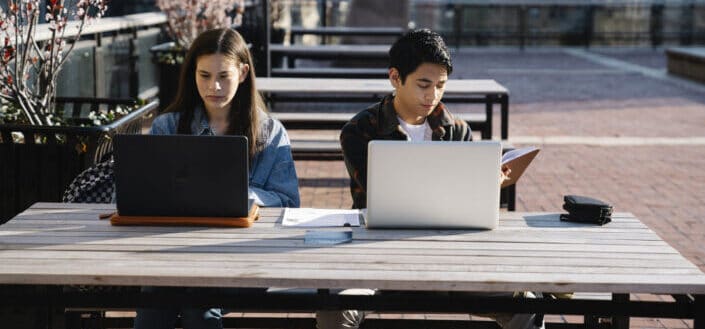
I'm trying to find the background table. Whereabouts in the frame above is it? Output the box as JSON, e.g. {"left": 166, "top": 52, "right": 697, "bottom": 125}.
{"left": 257, "top": 77, "right": 510, "bottom": 140}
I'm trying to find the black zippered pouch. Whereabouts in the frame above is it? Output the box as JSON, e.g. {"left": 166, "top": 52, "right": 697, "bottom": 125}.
{"left": 560, "top": 195, "right": 612, "bottom": 225}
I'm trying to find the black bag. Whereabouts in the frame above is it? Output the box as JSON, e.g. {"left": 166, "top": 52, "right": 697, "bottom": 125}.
{"left": 560, "top": 195, "right": 612, "bottom": 225}
{"left": 62, "top": 157, "right": 115, "bottom": 204}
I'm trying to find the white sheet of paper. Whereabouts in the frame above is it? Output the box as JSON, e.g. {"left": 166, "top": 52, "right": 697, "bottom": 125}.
{"left": 282, "top": 208, "right": 361, "bottom": 227}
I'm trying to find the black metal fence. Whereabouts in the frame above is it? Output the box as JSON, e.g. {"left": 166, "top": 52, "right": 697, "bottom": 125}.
{"left": 427, "top": 2, "right": 705, "bottom": 49}
{"left": 277, "top": 0, "right": 705, "bottom": 48}
{"left": 0, "top": 99, "right": 159, "bottom": 224}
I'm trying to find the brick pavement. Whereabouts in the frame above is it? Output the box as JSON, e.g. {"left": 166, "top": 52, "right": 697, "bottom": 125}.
{"left": 291, "top": 47, "right": 705, "bottom": 329}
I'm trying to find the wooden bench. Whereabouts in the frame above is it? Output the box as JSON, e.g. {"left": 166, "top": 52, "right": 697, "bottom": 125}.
{"left": 269, "top": 44, "right": 389, "bottom": 73}
{"left": 290, "top": 26, "right": 406, "bottom": 39}
{"left": 74, "top": 311, "right": 507, "bottom": 329}
{"left": 271, "top": 67, "right": 389, "bottom": 78}
{"left": 276, "top": 112, "right": 489, "bottom": 160}
{"left": 666, "top": 47, "right": 705, "bottom": 84}
{"left": 269, "top": 44, "right": 390, "bottom": 61}
{"left": 272, "top": 26, "right": 403, "bottom": 76}
{"left": 272, "top": 112, "right": 487, "bottom": 131}
{"left": 279, "top": 111, "right": 488, "bottom": 155}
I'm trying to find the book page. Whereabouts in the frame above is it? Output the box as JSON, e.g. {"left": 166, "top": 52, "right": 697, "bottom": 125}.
{"left": 502, "top": 146, "right": 538, "bottom": 164}
{"left": 282, "top": 208, "right": 361, "bottom": 227}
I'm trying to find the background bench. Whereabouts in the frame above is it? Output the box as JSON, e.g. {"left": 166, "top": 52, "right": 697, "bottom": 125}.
{"left": 269, "top": 43, "right": 390, "bottom": 75}
{"left": 270, "top": 26, "right": 403, "bottom": 78}
{"left": 270, "top": 44, "right": 390, "bottom": 60}
{"left": 277, "top": 111, "right": 489, "bottom": 160}
{"left": 289, "top": 26, "right": 405, "bottom": 42}
{"left": 666, "top": 47, "right": 705, "bottom": 84}
{"left": 271, "top": 67, "right": 389, "bottom": 78}
{"left": 273, "top": 112, "right": 487, "bottom": 131}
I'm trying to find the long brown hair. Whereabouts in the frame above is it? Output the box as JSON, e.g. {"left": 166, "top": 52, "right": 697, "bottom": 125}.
{"left": 165, "top": 28, "right": 266, "bottom": 159}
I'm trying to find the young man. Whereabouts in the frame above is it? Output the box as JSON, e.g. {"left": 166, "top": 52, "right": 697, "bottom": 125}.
{"left": 326, "top": 29, "right": 542, "bottom": 329}
{"left": 340, "top": 28, "right": 471, "bottom": 209}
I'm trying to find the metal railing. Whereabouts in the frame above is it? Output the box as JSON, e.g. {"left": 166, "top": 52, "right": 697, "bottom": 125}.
{"left": 272, "top": 0, "right": 705, "bottom": 48}
{"left": 25, "top": 12, "right": 169, "bottom": 100}
{"left": 428, "top": 1, "right": 705, "bottom": 49}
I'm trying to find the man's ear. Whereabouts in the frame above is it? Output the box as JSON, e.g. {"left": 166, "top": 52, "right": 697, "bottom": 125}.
{"left": 239, "top": 63, "right": 250, "bottom": 83}
{"left": 389, "top": 68, "right": 401, "bottom": 88}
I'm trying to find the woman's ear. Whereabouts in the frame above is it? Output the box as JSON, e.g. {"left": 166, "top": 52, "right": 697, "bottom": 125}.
{"left": 389, "top": 68, "right": 401, "bottom": 88}
{"left": 239, "top": 63, "right": 250, "bottom": 83}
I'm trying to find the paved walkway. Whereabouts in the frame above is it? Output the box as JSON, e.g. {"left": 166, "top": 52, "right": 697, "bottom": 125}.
{"left": 290, "top": 47, "right": 705, "bottom": 328}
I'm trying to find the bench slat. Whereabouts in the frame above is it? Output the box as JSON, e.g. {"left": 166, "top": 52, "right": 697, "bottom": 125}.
{"left": 269, "top": 44, "right": 390, "bottom": 59}
{"left": 273, "top": 112, "right": 487, "bottom": 131}
{"left": 289, "top": 26, "right": 405, "bottom": 37}
{"left": 272, "top": 67, "right": 389, "bottom": 79}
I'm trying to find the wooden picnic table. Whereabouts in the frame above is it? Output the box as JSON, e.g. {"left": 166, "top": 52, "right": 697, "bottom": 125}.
{"left": 666, "top": 47, "right": 705, "bottom": 84}
{"left": 0, "top": 203, "right": 703, "bottom": 328}
{"left": 258, "top": 77, "right": 510, "bottom": 140}
{"left": 274, "top": 27, "right": 405, "bottom": 78}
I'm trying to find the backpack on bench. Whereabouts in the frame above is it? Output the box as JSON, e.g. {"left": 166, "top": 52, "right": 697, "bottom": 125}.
{"left": 62, "top": 156, "right": 115, "bottom": 204}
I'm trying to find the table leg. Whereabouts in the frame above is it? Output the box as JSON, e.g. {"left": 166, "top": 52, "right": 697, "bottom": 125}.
{"left": 484, "top": 98, "right": 493, "bottom": 140}
{"left": 583, "top": 314, "right": 599, "bottom": 328}
{"left": 0, "top": 303, "right": 64, "bottom": 329}
{"left": 501, "top": 94, "right": 509, "bottom": 140}
{"left": 506, "top": 184, "right": 516, "bottom": 211}
{"left": 695, "top": 295, "right": 705, "bottom": 329}
{"left": 611, "top": 293, "right": 630, "bottom": 329}
{"left": 0, "top": 285, "right": 67, "bottom": 329}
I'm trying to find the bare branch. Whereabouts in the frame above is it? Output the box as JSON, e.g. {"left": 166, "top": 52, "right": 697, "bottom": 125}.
{"left": 0, "top": 0, "right": 108, "bottom": 126}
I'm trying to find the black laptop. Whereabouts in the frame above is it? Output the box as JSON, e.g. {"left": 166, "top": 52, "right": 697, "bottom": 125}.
{"left": 114, "top": 134, "right": 251, "bottom": 217}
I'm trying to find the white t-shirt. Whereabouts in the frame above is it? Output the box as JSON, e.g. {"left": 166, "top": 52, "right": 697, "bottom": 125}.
{"left": 398, "top": 116, "right": 432, "bottom": 142}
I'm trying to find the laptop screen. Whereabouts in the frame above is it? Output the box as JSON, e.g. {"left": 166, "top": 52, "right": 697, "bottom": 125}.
{"left": 114, "top": 134, "right": 249, "bottom": 217}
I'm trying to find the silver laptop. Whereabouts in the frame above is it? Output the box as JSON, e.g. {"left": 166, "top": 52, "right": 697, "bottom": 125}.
{"left": 365, "top": 140, "right": 501, "bottom": 229}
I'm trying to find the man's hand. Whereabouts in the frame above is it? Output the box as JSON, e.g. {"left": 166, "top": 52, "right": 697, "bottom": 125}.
{"left": 500, "top": 165, "right": 511, "bottom": 186}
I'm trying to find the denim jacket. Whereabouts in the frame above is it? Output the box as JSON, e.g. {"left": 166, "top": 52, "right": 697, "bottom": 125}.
{"left": 340, "top": 94, "right": 472, "bottom": 209}
{"left": 150, "top": 106, "right": 300, "bottom": 207}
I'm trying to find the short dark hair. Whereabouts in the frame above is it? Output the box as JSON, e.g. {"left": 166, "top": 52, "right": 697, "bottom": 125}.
{"left": 389, "top": 29, "right": 452, "bottom": 83}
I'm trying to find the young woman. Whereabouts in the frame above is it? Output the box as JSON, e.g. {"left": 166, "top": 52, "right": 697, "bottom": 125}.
{"left": 151, "top": 28, "right": 299, "bottom": 208}
{"left": 135, "top": 28, "right": 300, "bottom": 329}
